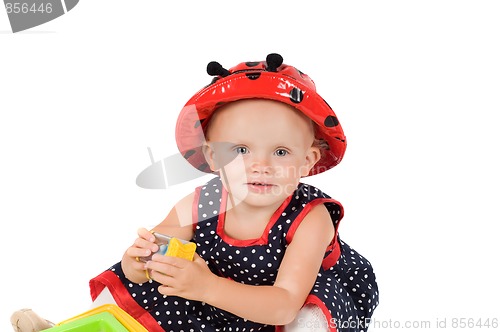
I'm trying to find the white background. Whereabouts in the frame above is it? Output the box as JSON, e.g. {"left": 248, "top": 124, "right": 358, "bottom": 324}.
{"left": 1, "top": 1, "right": 499, "bottom": 331}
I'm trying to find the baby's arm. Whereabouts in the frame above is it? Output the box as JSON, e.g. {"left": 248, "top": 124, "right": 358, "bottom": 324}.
{"left": 121, "top": 192, "right": 195, "bottom": 284}
{"left": 210, "top": 204, "right": 334, "bottom": 325}
{"left": 149, "top": 203, "right": 335, "bottom": 326}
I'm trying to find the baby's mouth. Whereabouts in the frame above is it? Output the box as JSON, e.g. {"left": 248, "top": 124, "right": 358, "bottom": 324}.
{"left": 245, "top": 182, "right": 276, "bottom": 193}
{"left": 247, "top": 182, "right": 273, "bottom": 186}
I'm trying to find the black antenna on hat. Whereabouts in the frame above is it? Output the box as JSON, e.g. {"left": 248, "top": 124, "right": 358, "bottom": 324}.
{"left": 207, "top": 61, "right": 230, "bottom": 77}
{"left": 266, "top": 53, "right": 283, "bottom": 72}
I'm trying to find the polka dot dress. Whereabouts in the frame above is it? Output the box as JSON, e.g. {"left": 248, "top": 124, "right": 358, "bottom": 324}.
{"left": 90, "top": 177, "right": 378, "bottom": 331}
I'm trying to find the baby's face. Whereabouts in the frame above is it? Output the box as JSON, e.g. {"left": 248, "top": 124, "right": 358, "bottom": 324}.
{"left": 203, "top": 99, "right": 320, "bottom": 209}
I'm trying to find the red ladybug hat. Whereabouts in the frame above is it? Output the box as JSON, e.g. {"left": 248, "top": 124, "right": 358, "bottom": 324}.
{"left": 175, "top": 53, "right": 346, "bottom": 176}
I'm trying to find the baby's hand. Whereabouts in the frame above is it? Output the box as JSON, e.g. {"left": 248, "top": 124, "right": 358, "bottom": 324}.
{"left": 123, "top": 228, "right": 159, "bottom": 279}
{"left": 127, "top": 228, "right": 159, "bottom": 259}
{"left": 146, "top": 253, "right": 217, "bottom": 302}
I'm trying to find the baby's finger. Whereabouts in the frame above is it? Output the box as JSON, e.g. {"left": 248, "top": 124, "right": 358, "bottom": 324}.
{"left": 130, "top": 258, "right": 147, "bottom": 271}
{"left": 157, "top": 278, "right": 178, "bottom": 296}
{"left": 137, "top": 228, "right": 156, "bottom": 242}
{"left": 146, "top": 259, "right": 179, "bottom": 277}
{"left": 133, "top": 237, "right": 158, "bottom": 252}
{"left": 126, "top": 246, "right": 153, "bottom": 259}
{"left": 151, "top": 254, "right": 188, "bottom": 269}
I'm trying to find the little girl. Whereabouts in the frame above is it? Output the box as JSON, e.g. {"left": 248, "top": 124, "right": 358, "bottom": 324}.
{"left": 13, "top": 54, "right": 379, "bottom": 332}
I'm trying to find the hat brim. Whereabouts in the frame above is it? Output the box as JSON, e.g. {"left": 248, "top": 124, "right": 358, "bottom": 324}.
{"left": 175, "top": 71, "right": 346, "bottom": 176}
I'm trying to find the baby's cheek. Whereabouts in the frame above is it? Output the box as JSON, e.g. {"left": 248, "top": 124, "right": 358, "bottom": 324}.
{"left": 278, "top": 164, "right": 303, "bottom": 179}
{"left": 226, "top": 155, "right": 247, "bottom": 172}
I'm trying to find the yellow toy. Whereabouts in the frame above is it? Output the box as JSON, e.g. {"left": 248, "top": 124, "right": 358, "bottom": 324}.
{"left": 138, "top": 232, "right": 196, "bottom": 280}
{"left": 165, "top": 237, "right": 197, "bottom": 261}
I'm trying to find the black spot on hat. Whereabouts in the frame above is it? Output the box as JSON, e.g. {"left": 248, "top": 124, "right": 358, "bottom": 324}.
{"left": 198, "top": 162, "right": 210, "bottom": 171}
{"left": 245, "top": 62, "right": 260, "bottom": 67}
{"left": 289, "top": 87, "right": 304, "bottom": 103}
{"left": 246, "top": 72, "right": 261, "bottom": 80}
{"left": 184, "top": 150, "right": 196, "bottom": 159}
{"left": 324, "top": 115, "right": 339, "bottom": 127}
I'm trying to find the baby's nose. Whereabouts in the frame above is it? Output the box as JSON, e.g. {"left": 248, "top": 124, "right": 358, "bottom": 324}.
{"left": 249, "top": 156, "right": 272, "bottom": 173}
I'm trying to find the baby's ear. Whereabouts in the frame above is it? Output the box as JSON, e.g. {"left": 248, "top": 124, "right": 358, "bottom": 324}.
{"left": 202, "top": 143, "right": 217, "bottom": 172}
{"left": 301, "top": 146, "right": 321, "bottom": 177}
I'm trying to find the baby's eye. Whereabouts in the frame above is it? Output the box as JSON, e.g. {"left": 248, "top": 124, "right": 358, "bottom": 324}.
{"left": 275, "top": 149, "right": 288, "bottom": 157}
{"left": 235, "top": 146, "right": 248, "bottom": 154}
